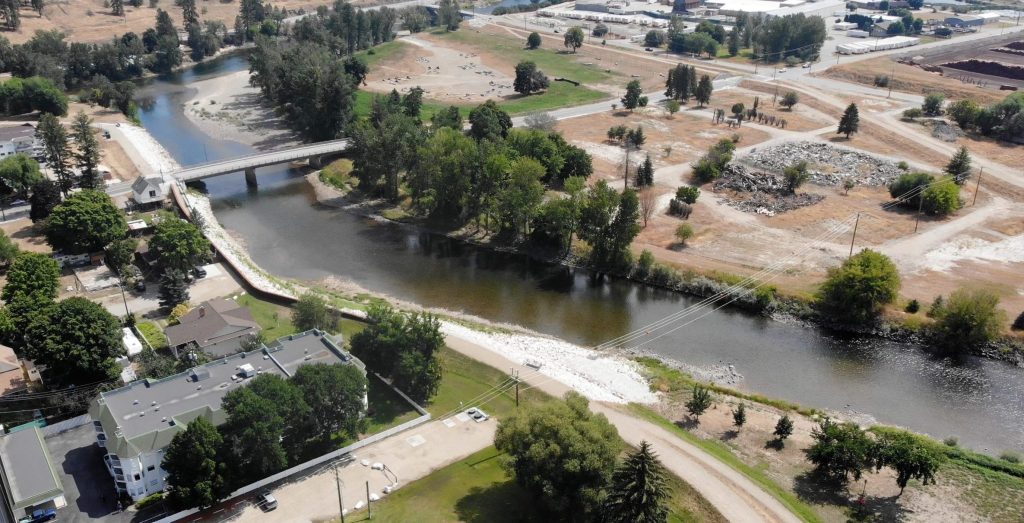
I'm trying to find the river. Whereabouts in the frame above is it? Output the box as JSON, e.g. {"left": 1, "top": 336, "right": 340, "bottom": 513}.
{"left": 135, "top": 54, "right": 1024, "bottom": 454}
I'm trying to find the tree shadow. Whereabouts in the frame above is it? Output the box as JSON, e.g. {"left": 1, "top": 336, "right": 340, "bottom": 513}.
{"left": 721, "top": 429, "right": 739, "bottom": 441}
{"left": 453, "top": 480, "right": 537, "bottom": 523}
{"left": 674, "top": 418, "right": 699, "bottom": 431}
{"left": 793, "top": 471, "right": 912, "bottom": 522}
{"left": 764, "top": 438, "right": 785, "bottom": 451}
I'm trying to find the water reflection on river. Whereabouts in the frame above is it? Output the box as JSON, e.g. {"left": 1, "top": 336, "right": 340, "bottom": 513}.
{"left": 136, "top": 54, "right": 1024, "bottom": 453}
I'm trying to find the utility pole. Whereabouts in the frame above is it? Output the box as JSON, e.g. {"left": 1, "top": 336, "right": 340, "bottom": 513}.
{"left": 848, "top": 212, "right": 861, "bottom": 259}
{"left": 335, "top": 465, "right": 345, "bottom": 523}
{"left": 514, "top": 370, "right": 520, "bottom": 408}
{"left": 972, "top": 166, "right": 983, "bottom": 206}
{"left": 887, "top": 61, "right": 895, "bottom": 98}
{"left": 366, "top": 481, "right": 372, "bottom": 520}
{"left": 913, "top": 192, "right": 924, "bottom": 233}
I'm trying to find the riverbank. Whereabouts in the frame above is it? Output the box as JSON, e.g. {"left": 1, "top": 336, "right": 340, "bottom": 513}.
{"left": 182, "top": 65, "right": 302, "bottom": 150}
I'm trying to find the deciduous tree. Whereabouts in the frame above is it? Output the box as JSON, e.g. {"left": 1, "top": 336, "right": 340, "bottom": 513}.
{"left": 494, "top": 391, "right": 620, "bottom": 518}
{"left": 564, "top": 26, "right": 584, "bottom": 53}
{"left": 163, "top": 418, "right": 228, "bottom": 510}
{"left": 621, "top": 80, "right": 644, "bottom": 111}
{"left": 149, "top": 215, "right": 210, "bottom": 273}
{"left": 930, "top": 288, "right": 1005, "bottom": 354}
{"left": 513, "top": 61, "right": 549, "bottom": 95}
{"left": 806, "top": 418, "right": 874, "bottom": 483}
{"left": 292, "top": 363, "right": 367, "bottom": 442}
{"left": 350, "top": 304, "right": 443, "bottom": 402}
{"left": 24, "top": 297, "right": 124, "bottom": 386}
{"left": 1, "top": 252, "right": 59, "bottom": 303}
{"left": 817, "top": 249, "right": 900, "bottom": 324}
{"left": 28, "top": 180, "right": 60, "bottom": 223}
{"left": 874, "top": 430, "right": 943, "bottom": 494}
{"left": 526, "top": 31, "right": 541, "bottom": 49}
{"left": 292, "top": 292, "right": 331, "bottom": 331}
{"left": 685, "top": 384, "right": 713, "bottom": 422}
{"left": 0, "top": 154, "right": 43, "bottom": 200}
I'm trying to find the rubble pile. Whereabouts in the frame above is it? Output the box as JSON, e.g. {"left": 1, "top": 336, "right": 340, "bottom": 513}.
{"left": 741, "top": 141, "right": 903, "bottom": 186}
{"left": 931, "top": 120, "right": 964, "bottom": 142}
{"left": 712, "top": 164, "right": 825, "bottom": 215}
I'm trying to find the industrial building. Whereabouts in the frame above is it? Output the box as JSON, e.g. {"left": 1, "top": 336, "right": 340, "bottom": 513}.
{"left": 837, "top": 35, "right": 920, "bottom": 54}
{"left": 944, "top": 12, "right": 1001, "bottom": 27}
{"left": 0, "top": 426, "right": 65, "bottom": 521}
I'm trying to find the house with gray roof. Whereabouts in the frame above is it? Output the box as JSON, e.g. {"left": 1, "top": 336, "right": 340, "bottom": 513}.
{"left": 0, "top": 426, "right": 65, "bottom": 520}
{"left": 130, "top": 176, "right": 167, "bottom": 208}
{"left": 163, "top": 299, "right": 261, "bottom": 358}
{"left": 88, "top": 329, "right": 365, "bottom": 501}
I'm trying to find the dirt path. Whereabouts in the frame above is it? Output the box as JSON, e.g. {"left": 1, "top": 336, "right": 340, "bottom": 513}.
{"left": 444, "top": 334, "right": 802, "bottom": 523}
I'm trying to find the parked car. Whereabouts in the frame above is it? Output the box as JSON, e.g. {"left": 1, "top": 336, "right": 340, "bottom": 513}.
{"left": 777, "top": 68, "right": 788, "bottom": 73}
{"left": 19, "top": 508, "right": 57, "bottom": 523}
{"left": 134, "top": 280, "right": 147, "bottom": 293}
{"left": 802, "top": 62, "right": 812, "bottom": 68}
{"left": 258, "top": 491, "right": 278, "bottom": 511}
{"left": 644, "top": 47, "right": 653, "bottom": 52}
{"left": 193, "top": 266, "right": 207, "bottom": 279}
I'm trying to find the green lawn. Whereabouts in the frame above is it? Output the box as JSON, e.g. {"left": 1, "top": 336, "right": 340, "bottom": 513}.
{"left": 426, "top": 346, "right": 548, "bottom": 420}
{"left": 136, "top": 321, "right": 168, "bottom": 349}
{"left": 319, "top": 158, "right": 355, "bottom": 191}
{"left": 363, "top": 375, "right": 422, "bottom": 435}
{"left": 354, "top": 40, "right": 411, "bottom": 69}
{"left": 352, "top": 444, "right": 725, "bottom": 523}
{"left": 235, "top": 294, "right": 296, "bottom": 340}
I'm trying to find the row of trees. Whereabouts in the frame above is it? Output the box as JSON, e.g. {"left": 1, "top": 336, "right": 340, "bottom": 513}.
{"left": 288, "top": 1, "right": 398, "bottom": 54}
{"left": 248, "top": 39, "right": 359, "bottom": 141}
{"left": 350, "top": 304, "right": 443, "bottom": 403}
{"left": 495, "top": 392, "right": 671, "bottom": 522}
{"left": 163, "top": 363, "right": 368, "bottom": 509}
{"left": 0, "top": 76, "right": 67, "bottom": 117}
{"left": 944, "top": 92, "right": 1024, "bottom": 142}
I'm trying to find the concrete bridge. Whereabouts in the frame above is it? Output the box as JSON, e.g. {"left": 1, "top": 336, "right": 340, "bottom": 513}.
{"left": 171, "top": 139, "right": 351, "bottom": 186}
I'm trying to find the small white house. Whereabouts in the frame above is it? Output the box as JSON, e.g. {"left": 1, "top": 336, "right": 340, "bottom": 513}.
{"left": 130, "top": 176, "right": 167, "bottom": 207}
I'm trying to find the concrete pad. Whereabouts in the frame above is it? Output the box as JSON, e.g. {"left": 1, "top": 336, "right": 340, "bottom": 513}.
{"left": 405, "top": 435, "right": 426, "bottom": 448}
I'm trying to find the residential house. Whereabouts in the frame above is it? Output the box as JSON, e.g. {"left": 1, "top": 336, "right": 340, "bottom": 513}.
{"left": 88, "top": 330, "right": 366, "bottom": 501}
{"left": 0, "top": 344, "right": 41, "bottom": 396}
{"left": 0, "top": 124, "right": 42, "bottom": 161}
{"left": 130, "top": 176, "right": 168, "bottom": 209}
{"left": 163, "top": 299, "right": 261, "bottom": 358}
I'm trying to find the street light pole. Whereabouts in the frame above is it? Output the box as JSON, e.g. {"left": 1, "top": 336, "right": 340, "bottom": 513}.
{"left": 118, "top": 281, "right": 131, "bottom": 319}
{"left": 848, "top": 212, "right": 861, "bottom": 259}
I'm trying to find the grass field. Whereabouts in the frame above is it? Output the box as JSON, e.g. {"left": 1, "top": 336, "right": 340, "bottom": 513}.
{"left": 354, "top": 40, "right": 411, "bottom": 70}
{"left": 354, "top": 443, "right": 726, "bottom": 522}
{"left": 363, "top": 375, "right": 421, "bottom": 435}
{"left": 355, "top": 81, "right": 606, "bottom": 119}
{"left": 426, "top": 346, "right": 548, "bottom": 420}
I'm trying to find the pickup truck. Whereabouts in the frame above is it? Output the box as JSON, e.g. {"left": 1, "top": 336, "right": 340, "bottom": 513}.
{"left": 19, "top": 508, "right": 57, "bottom": 523}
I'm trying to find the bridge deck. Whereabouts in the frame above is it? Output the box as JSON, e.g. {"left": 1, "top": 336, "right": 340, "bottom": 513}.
{"left": 171, "top": 139, "right": 350, "bottom": 182}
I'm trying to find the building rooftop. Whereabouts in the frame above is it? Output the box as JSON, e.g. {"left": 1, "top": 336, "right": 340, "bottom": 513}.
{"left": 90, "top": 330, "right": 362, "bottom": 458}
{"left": 0, "top": 124, "right": 36, "bottom": 143}
{"left": 0, "top": 344, "right": 29, "bottom": 396}
{"left": 163, "top": 298, "right": 260, "bottom": 352}
{"left": 0, "top": 426, "right": 63, "bottom": 512}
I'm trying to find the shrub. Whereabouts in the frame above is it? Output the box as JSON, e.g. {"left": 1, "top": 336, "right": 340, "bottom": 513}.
{"left": 668, "top": 199, "right": 692, "bottom": 218}
{"left": 931, "top": 288, "right": 1005, "bottom": 353}
{"left": 922, "top": 92, "right": 945, "bottom": 116}
{"left": 1013, "top": 311, "right": 1024, "bottom": 330}
{"left": 676, "top": 186, "right": 700, "bottom": 204}
{"left": 874, "top": 74, "right": 890, "bottom": 87}
{"left": 636, "top": 249, "right": 655, "bottom": 277}
{"left": 675, "top": 223, "right": 694, "bottom": 245}
{"left": 902, "top": 107, "right": 923, "bottom": 119}
{"left": 1000, "top": 451, "right": 1022, "bottom": 464}
{"left": 897, "top": 161, "right": 910, "bottom": 171}
{"left": 921, "top": 178, "right": 961, "bottom": 216}
{"left": 592, "top": 23, "right": 608, "bottom": 37}
{"left": 943, "top": 436, "right": 958, "bottom": 447}
{"left": 928, "top": 295, "right": 944, "bottom": 318}
{"left": 888, "top": 172, "right": 933, "bottom": 207}
{"left": 905, "top": 299, "right": 920, "bottom": 313}
{"left": 135, "top": 493, "right": 165, "bottom": 510}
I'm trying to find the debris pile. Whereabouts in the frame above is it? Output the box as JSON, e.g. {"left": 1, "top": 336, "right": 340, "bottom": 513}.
{"left": 931, "top": 120, "right": 964, "bottom": 142}
{"left": 741, "top": 141, "right": 903, "bottom": 186}
{"left": 712, "top": 164, "right": 825, "bottom": 215}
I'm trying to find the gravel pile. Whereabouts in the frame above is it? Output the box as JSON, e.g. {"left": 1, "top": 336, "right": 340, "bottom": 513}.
{"left": 931, "top": 120, "right": 964, "bottom": 142}
{"left": 740, "top": 141, "right": 903, "bottom": 187}
{"left": 712, "top": 164, "right": 825, "bottom": 215}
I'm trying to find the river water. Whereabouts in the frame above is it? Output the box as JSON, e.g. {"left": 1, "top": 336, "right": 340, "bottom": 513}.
{"left": 135, "top": 54, "right": 1024, "bottom": 453}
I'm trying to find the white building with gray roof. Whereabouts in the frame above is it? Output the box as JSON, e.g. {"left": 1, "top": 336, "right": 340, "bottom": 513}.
{"left": 88, "top": 329, "right": 365, "bottom": 501}
{"left": 0, "top": 426, "right": 65, "bottom": 520}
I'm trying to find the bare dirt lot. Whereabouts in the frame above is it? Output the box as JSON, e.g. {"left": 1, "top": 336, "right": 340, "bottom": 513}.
{"left": 5, "top": 0, "right": 340, "bottom": 45}
{"left": 555, "top": 107, "right": 772, "bottom": 187}
{"left": 365, "top": 35, "right": 518, "bottom": 103}
{"left": 820, "top": 55, "right": 1007, "bottom": 105}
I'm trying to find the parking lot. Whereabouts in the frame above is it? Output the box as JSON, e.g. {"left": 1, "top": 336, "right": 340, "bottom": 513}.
{"left": 45, "top": 424, "right": 166, "bottom": 523}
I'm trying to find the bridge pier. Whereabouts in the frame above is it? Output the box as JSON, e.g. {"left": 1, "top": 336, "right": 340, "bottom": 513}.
{"left": 244, "top": 167, "right": 257, "bottom": 187}
{"left": 309, "top": 155, "right": 324, "bottom": 169}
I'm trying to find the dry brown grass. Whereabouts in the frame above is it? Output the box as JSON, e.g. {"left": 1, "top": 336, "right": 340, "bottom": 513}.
{"left": 820, "top": 57, "right": 1007, "bottom": 104}
{"left": 5, "top": 0, "right": 341, "bottom": 45}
